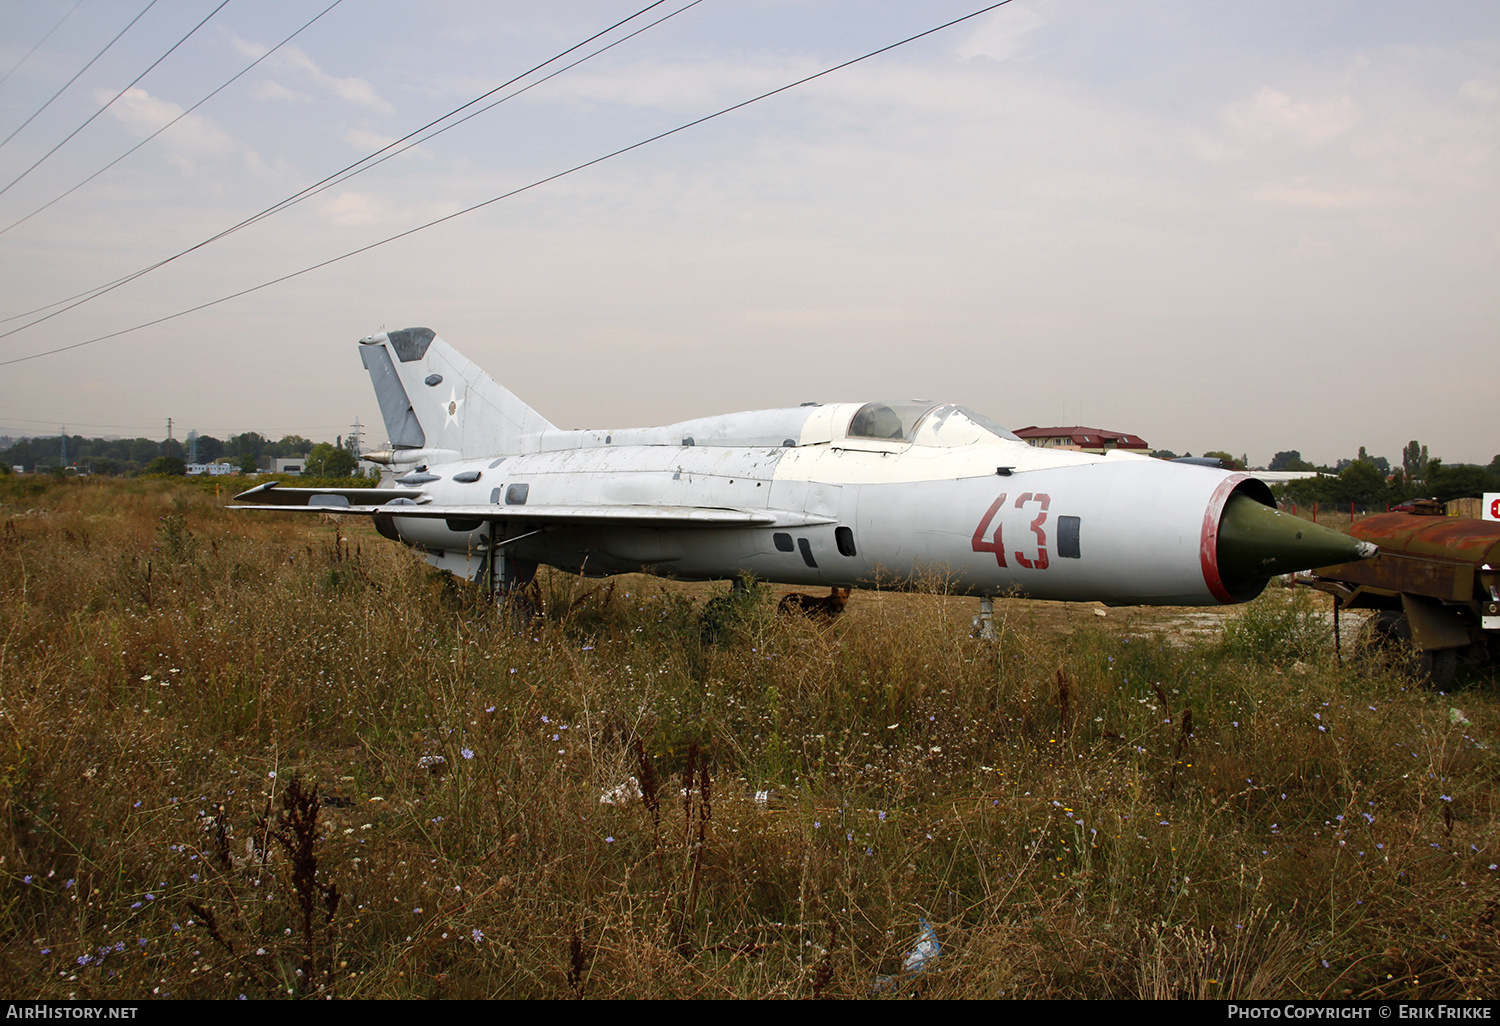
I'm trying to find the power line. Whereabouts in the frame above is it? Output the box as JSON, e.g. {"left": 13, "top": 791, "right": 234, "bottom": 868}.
{"left": 203, "top": 0, "right": 706, "bottom": 247}
{"left": 0, "top": 0, "right": 677, "bottom": 331}
{"left": 264, "top": 1, "right": 708, "bottom": 231}
{"left": 0, "top": 420, "right": 360, "bottom": 438}
{"left": 0, "top": 0, "right": 87, "bottom": 94}
{"left": 0, "top": 0, "right": 159, "bottom": 152}
{"left": 0, "top": 0, "right": 1017, "bottom": 369}
{"left": 1, "top": 416, "right": 167, "bottom": 431}
{"left": 0, "top": 0, "right": 342, "bottom": 238}
{"left": 0, "top": 0, "right": 233, "bottom": 199}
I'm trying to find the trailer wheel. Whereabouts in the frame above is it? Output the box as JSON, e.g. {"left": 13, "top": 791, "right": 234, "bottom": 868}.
{"left": 1365, "top": 611, "right": 1458, "bottom": 690}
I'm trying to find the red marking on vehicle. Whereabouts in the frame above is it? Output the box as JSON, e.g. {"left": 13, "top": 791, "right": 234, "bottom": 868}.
{"left": 1491, "top": 497, "right": 1500, "bottom": 521}
{"left": 1200, "top": 474, "right": 1249, "bottom": 603}
{"left": 1014, "top": 492, "right": 1051, "bottom": 570}
{"left": 971, "top": 493, "right": 1008, "bottom": 567}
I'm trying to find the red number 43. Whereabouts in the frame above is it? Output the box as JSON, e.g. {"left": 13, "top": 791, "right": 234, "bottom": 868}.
{"left": 971, "top": 492, "right": 1051, "bottom": 570}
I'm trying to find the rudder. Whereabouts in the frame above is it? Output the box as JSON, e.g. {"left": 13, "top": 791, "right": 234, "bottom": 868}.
{"left": 358, "top": 327, "right": 555, "bottom": 457}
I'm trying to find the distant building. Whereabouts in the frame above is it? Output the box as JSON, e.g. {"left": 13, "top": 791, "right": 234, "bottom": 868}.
{"left": 256, "top": 457, "right": 305, "bottom": 476}
{"left": 1013, "top": 426, "right": 1149, "bottom": 455}
{"left": 185, "top": 462, "right": 238, "bottom": 476}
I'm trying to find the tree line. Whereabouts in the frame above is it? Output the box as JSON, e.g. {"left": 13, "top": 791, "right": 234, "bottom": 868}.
{"left": 1266, "top": 441, "right": 1499, "bottom": 510}
{"left": 0, "top": 431, "right": 362, "bottom": 478}
{"left": 1140, "top": 441, "right": 1494, "bottom": 511}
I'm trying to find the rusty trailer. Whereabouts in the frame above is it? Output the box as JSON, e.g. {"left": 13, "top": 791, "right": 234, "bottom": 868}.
{"left": 1304, "top": 510, "right": 1500, "bottom": 688}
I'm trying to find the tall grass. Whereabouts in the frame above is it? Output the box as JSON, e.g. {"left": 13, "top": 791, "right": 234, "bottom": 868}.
{"left": 1, "top": 478, "right": 1497, "bottom": 998}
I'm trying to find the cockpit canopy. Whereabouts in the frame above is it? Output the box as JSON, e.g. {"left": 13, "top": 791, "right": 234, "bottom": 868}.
{"left": 846, "top": 402, "right": 1021, "bottom": 447}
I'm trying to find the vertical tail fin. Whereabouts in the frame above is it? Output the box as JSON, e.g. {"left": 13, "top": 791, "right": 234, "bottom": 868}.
{"left": 358, "top": 327, "right": 555, "bottom": 457}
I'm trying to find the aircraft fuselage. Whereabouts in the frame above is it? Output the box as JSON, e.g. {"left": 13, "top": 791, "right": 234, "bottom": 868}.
{"left": 237, "top": 328, "right": 1375, "bottom": 608}
{"left": 385, "top": 422, "right": 1264, "bottom": 606}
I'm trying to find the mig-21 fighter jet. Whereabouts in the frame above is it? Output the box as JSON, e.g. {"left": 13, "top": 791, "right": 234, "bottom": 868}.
{"left": 235, "top": 327, "right": 1374, "bottom": 625}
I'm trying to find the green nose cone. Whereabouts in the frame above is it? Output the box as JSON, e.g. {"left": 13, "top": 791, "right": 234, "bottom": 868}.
{"left": 1218, "top": 494, "right": 1377, "bottom": 583}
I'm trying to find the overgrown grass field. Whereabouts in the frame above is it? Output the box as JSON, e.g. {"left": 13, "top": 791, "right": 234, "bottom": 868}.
{"left": 2, "top": 477, "right": 1497, "bottom": 999}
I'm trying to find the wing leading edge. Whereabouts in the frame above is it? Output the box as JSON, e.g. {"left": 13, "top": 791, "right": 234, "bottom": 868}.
{"left": 232, "top": 487, "right": 834, "bottom": 529}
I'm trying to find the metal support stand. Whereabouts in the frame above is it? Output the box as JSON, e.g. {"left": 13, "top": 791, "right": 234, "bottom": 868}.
{"left": 486, "top": 522, "right": 537, "bottom": 623}
{"left": 488, "top": 546, "right": 519, "bottom": 604}
{"left": 731, "top": 575, "right": 750, "bottom": 596}
{"left": 973, "top": 595, "right": 998, "bottom": 640}
{"left": 1332, "top": 592, "right": 1341, "bottom": 666}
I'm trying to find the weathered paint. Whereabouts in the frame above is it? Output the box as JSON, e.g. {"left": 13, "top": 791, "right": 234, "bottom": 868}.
{"left": 1318, "top": 513, "right": 1500, "bottom": 605}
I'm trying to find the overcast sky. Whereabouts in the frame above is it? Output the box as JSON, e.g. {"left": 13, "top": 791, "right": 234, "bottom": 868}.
{"left": 0, "top": 0, "right": 1495, "bottom": 466}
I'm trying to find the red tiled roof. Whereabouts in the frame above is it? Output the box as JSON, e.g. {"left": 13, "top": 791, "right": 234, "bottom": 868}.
{"left": 1013, "top": 426, "right": 1149, "bottom": 448}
